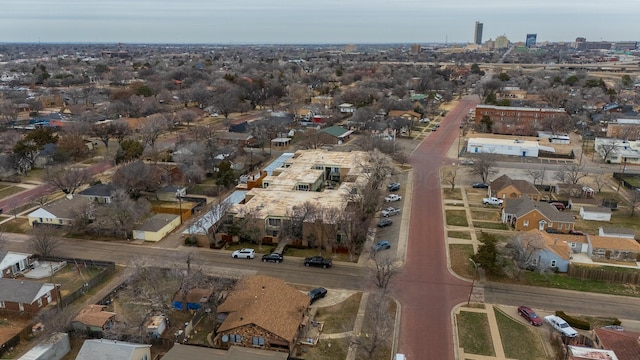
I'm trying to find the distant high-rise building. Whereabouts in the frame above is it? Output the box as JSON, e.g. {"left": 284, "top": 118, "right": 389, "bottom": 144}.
{"left": 410, "top": 43, "right": 421, "bottom": 55}
{"left": 474, "top": 22, "right": 483, "bottom": 45}
{"left": 345, "top": 44, "right": 357, "bottom": 53}
{"left": 525, "top": 34, "right": 537, "bottom": 48}
{"left": 495, "top": 35, "right": 510, "bottom": 49}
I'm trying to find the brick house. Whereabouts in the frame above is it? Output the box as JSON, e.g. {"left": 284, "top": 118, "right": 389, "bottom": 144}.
{"left": 387, "top": 110, "right": 421, "bottom": 121}
{"left": 0, "top": 278, "right": 58, "bottom": 314}
{"left": 587, "top": 235, "right": 640, "bottom": 263}
{"left": 0, "top": 251, "right": 32, "bottom": 278}
{"left": 215, "top": 275, "right": 310, "bottom": 353}
{"left": 606, "top": 118, "right": 640, "bottom": 141}
{"left": 502, "top": 198, "right": 575, "bottom": 233}
{"left": 489, "top": 174, "right": 541, "bottom": 201}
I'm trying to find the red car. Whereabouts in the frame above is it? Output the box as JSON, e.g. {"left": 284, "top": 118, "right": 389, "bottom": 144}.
{"left": 517, "top": 306, "right": 543, "bottom": 326}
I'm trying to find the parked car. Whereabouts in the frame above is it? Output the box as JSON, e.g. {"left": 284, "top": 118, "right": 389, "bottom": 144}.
{"left": 550, "top": 202, "right": 566, "bottom": 211}
{"left": 460, "top": 159, "right": 475, "bottom": 165}
{"left": 482, "top": 197, "right": 503, "bottom": 206}
{"left": 385, "top": 194, "right": 402, "bottom": 202}
{"left": 372, "top": 240, "right": 391, "bottom": 252}
{"left": 569, "top": 230, "right": 585, "bottom": 236}
{"left": 261, "top": 253, "right": 283, "bottom": 263}
{"left": 381, "top": 207, "right": 401, "bottom": 217}
{"left": 545, "top": 315, "right": 578, "bottom": 337}
{"left": 545, "top": 228, "right": 562, "bottom": 234}
{"left": 377, "top": 218, "right": 393, "bottom": 227}
{"left": 517, "top": 306, "right": 543, "bottom": 326}
{"left": 388, "top": 183, "right": 400, "bottom": 192}
{"left": 419, "top": 118, "right": 430, "bottom": 123}
{"left": 232, "top": 248, "right": 255, "bottom": 259}
{"left": 472, "top": 183, "right": 489, "bottom": 188}
{"left": 308, "top": 287, "right": 327, "bottom": 304}
{"left": 304, "top": 256, "right": 332, "bottom": 268}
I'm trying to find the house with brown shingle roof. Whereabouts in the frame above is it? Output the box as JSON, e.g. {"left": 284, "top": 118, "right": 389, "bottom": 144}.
{"left": 71, "top": 305, "right": 116, "bottom": 333}
{"left": 490, "top": 174, "right": 541, "bottom": 201}
{"left": 215, "top": 275, "right": 309, "bottom": 353}
{"left": 515, "top": 229, "right": 572, "bottom": 272}
{"left": 387, "top": 110, "right": 421, "bottom": 121}
{"left": 593, "top": 327, "right": 640, "bottom": 360}
{"left": 587, "top": 235, "right": 640, "bottom": 263}
{"left": 502, "top": 197, "right": 575, "bottom": 233}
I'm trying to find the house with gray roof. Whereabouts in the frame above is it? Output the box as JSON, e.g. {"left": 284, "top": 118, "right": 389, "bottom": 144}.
{"left": 78, "top": 183, "right": 116, "bottom": 204}
{"left": 76, "top": 339, "right": 150, "bottom": 360}
{"left": 27, "top": 195, "right": 92, "bottom": 227}
{"left": 502, "top": 197, "right": 575, "bottom": 233}
{"left": 599, "top": 227, "right": 636, "bottom": 239}
{"left": 0, "top": 278, "right": 57, "bottom": 313}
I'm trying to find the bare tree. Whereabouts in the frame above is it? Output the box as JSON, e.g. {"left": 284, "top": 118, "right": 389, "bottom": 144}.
{"left": 469, "top": 154, "right": 497, "bottom": 183}
{"left": 595, "top": 140, "right": 619, "bottom": 163}
{"left": 29, "top": 225, "right": 62, "bottom": 257}
{"left": 592, "top": 173, "right": 608, "bottom": 193}
{"left": 527, "top": 169, "right": 546, "bottom": 186}
{"left": 139, "top": 114, "right": 169, "bottom": 150}
{"left": 112, "top": 161, "right": 161, "bottom": 198}
{"left": 631, "top": 190, "right": 640, "bottom": 217}
{"left": 45, "top": 165, "right": 92, "bottom": 195}
{"left": 350, "top": 291, "right": 394, "bottom": 360}
{"left": 507, "top": 232, "right": 546, "bottom": 280}
{"left": 92, "top": 189, "right": 150, "bottom": 238}
{"left": 368, "top": 252, "right": 399, "bottom": 294}
{"left": 555, "top": 161, "right": 588, "bottom": 185}
{"left": 190, "top": 199, "right": 233, "bottom": 247}
{"left": 445, "top": 168, "right": 457, "bottom": 190}
{"left": 177, "top": 109, "right": 197, "bottom": 127}
{"left": 34, "top": 306, "right": 76, "bottom": 335}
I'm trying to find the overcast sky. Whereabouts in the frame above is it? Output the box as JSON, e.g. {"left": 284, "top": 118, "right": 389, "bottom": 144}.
{"left": 1, "top": 0, "right": 638, "bottom": 44}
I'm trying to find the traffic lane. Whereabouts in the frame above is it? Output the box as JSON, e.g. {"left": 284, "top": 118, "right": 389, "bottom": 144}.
{"left": 484, "top": 282, "right": 640, "bottom": 321}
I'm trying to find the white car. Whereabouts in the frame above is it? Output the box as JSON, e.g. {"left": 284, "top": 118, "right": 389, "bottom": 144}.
{"left": 384, "top": 194, "right": 402, "bottom": 202}
{"left": 544, "top": 315, "right": 578, "bottom": 337}
{"left": 381, "top": 207, "right": 401, "bottom": 217}
{"left": 232, "top": 248, "right": 255, "bottom": 259}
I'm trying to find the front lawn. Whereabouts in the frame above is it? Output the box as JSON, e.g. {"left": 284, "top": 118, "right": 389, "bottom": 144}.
{"left": 448, "top": 231, "right": 471, "bottom": 240}
{"left": 471, "top": 210, "right": 501, "bottom": 221}
{"left": 473, "top": 221, "right": 509, "bottom": 230}
{"left": 443, "top": 188, "right": 463, "bottom": 200}
{"left": 446, "top": 210, "right": 468, "bottom": 227}
{"left": 449, "top": 244, "right": 475, "bottom": 279}
{"left": 456, "top": 311, "right": 495, "bottom": 356}
{"left": 494, "top": 307, "right": 547, "bottom": 360}
{"left": 314, "top": 292, "right": 362, "bottom": 334}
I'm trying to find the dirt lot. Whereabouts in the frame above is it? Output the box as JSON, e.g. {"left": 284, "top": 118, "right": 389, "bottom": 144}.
{"left": 0, "top": 313, "right": 31, "bottom": 349}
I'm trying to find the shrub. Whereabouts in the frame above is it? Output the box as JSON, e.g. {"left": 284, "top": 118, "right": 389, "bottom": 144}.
{"left": 556, "top": 311, "right": 591, "bottom": 330}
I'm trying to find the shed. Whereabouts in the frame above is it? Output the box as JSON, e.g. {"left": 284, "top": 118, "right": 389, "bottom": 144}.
{"left": 579, "top": 206, "right": 612, "bottom": 221}
{"left": 132, "top": 214, "right": 181, "bottom": 242}
{"left": 599, "top": 227, "right": 636, "bottom": 239}
{"left": 17, "top": 332, "right": 70, "bottom": 360}
{"left": 145, "top": 315, "right": 167, "bottom": 338}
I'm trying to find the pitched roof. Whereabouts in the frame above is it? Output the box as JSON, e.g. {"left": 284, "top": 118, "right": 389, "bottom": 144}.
{"left": 135, "top": 214, "right": 179, "bottom": 232}
{"left": 600, "top": 227, "right": 636, "bottom": 236}
{"left": 589, "top": 235, "right": 640, "bottom": 251}
{"left": 0, "top": 278, "right": 55, "bottom": 304}
{"left": 503, "top": 198, "right": 574, "bottom": 223}
{"left": 388, "top": 110, "right": 421, "bottom": 118}
{"left": 581, "top": 206, "right": 612, "bottom": 214}
{"left": 162, "top": 344, "right": 289, "bottom": 360}
{"left": 73, "top": 305, "right": 116, "bottom": 328}
{"left": 322, "top": 126, "right": 351, "bottom": 138}
{"left": 490, "top": 174, "right": 540, "bottom": 197}
{"left": 0, "top": 251, "right": 30, "bottom": 271}
{"left": 76, "top": 339, "right": 150, "bottom": 360}
{"left": 217, "top": 275, "right": 309, "bottom": 342}
{"left": 527, "top": 229, "right": 572, "bottom": 260}
{"left": 78, "top": 183, "right": 116, "bottom": 198}
{"left": 27, "top": 196, "right": 90, "bottom": 220}
{"left": 594, "top": 327, "right": 640, "bottom": 360}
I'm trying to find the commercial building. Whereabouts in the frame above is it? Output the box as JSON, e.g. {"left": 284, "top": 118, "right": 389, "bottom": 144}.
{"left": 474, "top": 22, "right": 483, "bottom": 45}
{"left": 467, "top": 138, "right": 551, "bottom": 157}
{"left": 473, "top": 104, "right": 569, "bottom": 136}
{"left": 606, "top": 118, "right": 640, "bottom": 140}
{"left": 525, "top": 34, "right": 537, "bottom": 48}
{"left": 495, "top": 35, "right": 510, "bottom": 49}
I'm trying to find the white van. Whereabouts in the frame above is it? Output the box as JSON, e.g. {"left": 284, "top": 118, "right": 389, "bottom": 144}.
{"left": 394, "top": 354, "right": 406, "bottom": 360}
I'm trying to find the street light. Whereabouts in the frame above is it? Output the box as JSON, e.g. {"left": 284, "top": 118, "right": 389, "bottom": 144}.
{"left": 467, "top": 258, "right": 479, "bottom": 306}
{"left": 176, "top": 190, "right": 183, "bottom": 225}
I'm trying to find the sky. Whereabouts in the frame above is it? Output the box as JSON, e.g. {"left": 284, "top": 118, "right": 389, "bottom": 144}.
{"left": 1, "top": 0, "right": 639, "bottom": 44}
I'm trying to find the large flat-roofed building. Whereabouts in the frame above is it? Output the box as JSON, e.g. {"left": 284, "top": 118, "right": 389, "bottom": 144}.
{"left": 467, "top": 137, "right": 552, "bottom": 157}
{"left": 474, "top": 104, "right": 568, "bottom": 136}
{"left": 229, "top": 149, "right": 372, "bottom": 246}
{"left": 606, "top": 118, "right": 640, "bottom": 140}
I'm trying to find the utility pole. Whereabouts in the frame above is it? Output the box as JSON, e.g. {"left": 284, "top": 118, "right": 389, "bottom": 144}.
{"left": 467, "top": 258, "right": 479, "bottom": 306}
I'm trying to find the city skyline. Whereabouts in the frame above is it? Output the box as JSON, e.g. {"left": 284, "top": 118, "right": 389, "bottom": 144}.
{"left": 1, "top": 1, "right": 639, "bottom": 45}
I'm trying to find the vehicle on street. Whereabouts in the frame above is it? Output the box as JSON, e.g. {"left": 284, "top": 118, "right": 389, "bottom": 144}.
{"left": 517, "top": 306, "right": 543, "bottom": 326}
{"left": 545, "top": 228, "right": 562, "bottom": 234}
{"left": 381, "top": 207, "right": 401, "bottom": 217}
{"left": 304, "top": 256, "right": 332, "bottom": 268}
{"left": 372, "top": 240, "right": 391, "bottom": 252}
{"left": 308, "top": 287, "right": 327, "bottom": 304}
{"left": 385, "top": 194, "right": 402, "bottom": 202}
{"left": 482, "top": 197, "right": 503, "bottom": 206}
{"left": 460, "top": 159, "right": 475, "bottom": 165}
{"left": 431, "top": 127, "right": 437, "bottom": 132}
{"left": 545, "top": 315, "right": 578, "bottom": 337}
{"left": 550, "top": 202, "right": 566, "bottom": 211}
{"left": 394, "top": 354, "right": 406, "bottom": 360}
{"left": 232, "top": 248, "right": 255, "bottom": 259}
{"left": 261, "top": 253, "right": 283, "bottom": 263}
{"left": 472, "top": 183, "right": 489, "bottom": 188}
{"left": 388, "top": 183, "right": 400, "bottom": 191}
{"left": 377, "top": 218, "right": 393, "bottom": 227}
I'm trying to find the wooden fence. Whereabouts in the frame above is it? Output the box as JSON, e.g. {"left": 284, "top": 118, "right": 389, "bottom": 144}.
{"left": 568, "top": 265, "right": 640, "bottom": 285}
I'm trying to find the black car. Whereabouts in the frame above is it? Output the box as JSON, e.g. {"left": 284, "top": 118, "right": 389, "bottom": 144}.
{"left": 388, "top": 183, "right": 400, "bottom": 191}
{"left": 545, "top": 228, "right": 562, "bottom": 234}
{"left": 261, "top": 253, "right": 283, "bottom": 263}
{"left": 472, "top": 183, "right": 489, "bottom": 188}
{"left": 304, "top": 256, "right": 332, "bottom": 268}
{"left": 309, "top": 287, "right": 327, "bottom": 304}
{"left": 377, "top": 218, "right": 393, "bottom": 227}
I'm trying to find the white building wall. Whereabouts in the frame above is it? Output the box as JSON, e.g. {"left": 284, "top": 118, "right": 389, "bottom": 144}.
{"left": 466, "top": 139, "right": 539, "bottom": 157}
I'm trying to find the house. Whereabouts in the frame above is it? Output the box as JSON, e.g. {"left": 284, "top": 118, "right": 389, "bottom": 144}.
{"left": 71, "top": 305, "right": 116, "bottom": 334}
{"left": 0, "top": 251, "right": 32, "bottom": 278}
{"left": 27, "top": 195, "right": 92, "bottom": 227}
{"left": 338, "top": 103, "right": 355, "bottom": 113}
{"left": 162, "top": 344, "right": 289, "bottom": 360}
{"left": 172, "top": 288, "right": 213, "bottom": 311}
{"left": 489, "top": 174, "right": 541, "bottom": 201}
{"left": 215, "top": 275, "right": 310, "bottom": 352}
{"left": 567, "top": 345, "right": 618, "bottom": 360}
{"left": 132, "top": 214, "right": 181, "bottom": 242}
{"left": 599, "top": 227, "right": 636, "bottom": 239}
{"left": 579, "top": 206, "right": 612, "bottom": 221}
{"left": 502, "top": 198, "right": 575, "bottom": 233}
{"left": 387, "top": 110, "right": 421, "bottom": 121}
{"left": 75, "top": 339, "right": 151, "bottom": 360}
{"left": 78, "top": 183, "right": 116, "bottom": 204}
{"left": 587, "top": 235, "right": 640, "bottom": 263}
{"left": 515, "top": 230, "right": 571, "bottom": 272}
{"left": 0, "top": 278, "right": 58, "bottom": 314}
{"left": 17, "top": 332, "right": 70, "bottom": 360}
{"left": 216, "top": 132, "right": 254, "bottom": 146}
{"left": 593, "top": 327, "right": 640, "bottom": 360}
{"left": 320, "top": 126, "right": 353, "bottom": 144}
{"left": 145, "top": 315, "right": 167, "bottom": 338}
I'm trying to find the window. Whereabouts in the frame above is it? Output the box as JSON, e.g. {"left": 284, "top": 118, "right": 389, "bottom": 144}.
{"left": 229, "top": 334, "right": 242, "bottom": 343}
{"left": 297, "top": 184, "right": 310, "bottom": 191}
{"left": 252, "top": 336, "right": 265, "bottom": 347}
{"left": 531, "top": 258, "right": 537, "bottom": 266}
{"left": 551, "top": 260, "right": 557, "bottom": 267}
{"left": 267, "top": 218, "right": 281, "bottom": 227}
{"left": 0, "top": 301, "right": 4, "bottom": 308}
{"left": 570, "top": 242, "right": 576, "bottom": 247}
{"left": 37, "top": 298, "right": 42, "bottom": 307}
{"left": 548, "top": 222, "right": 553, "bottom": 228}
{"left": 523, "top": 220, "right": 529, "bottom": 227}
